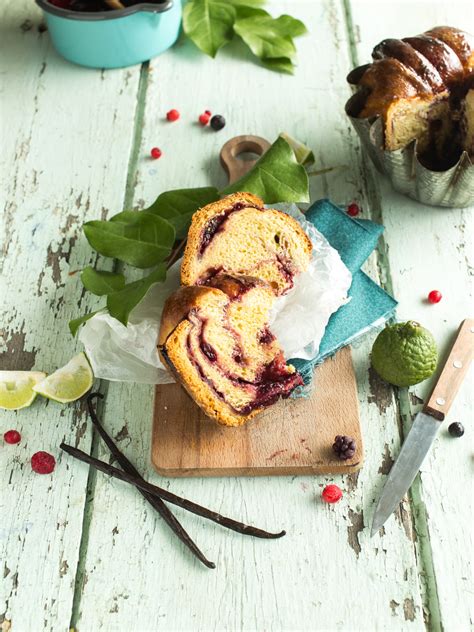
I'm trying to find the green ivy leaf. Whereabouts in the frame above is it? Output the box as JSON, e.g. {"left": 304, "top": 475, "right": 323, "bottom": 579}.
{"left": 183, "top": 0, "right": 237, "bottom": 58}
{"left": 231, "top": 4, "right": 266, "bottom": 16}
{"left": 279, "top": 132, "right": 315, "bottom": 166}
{"left": 182, "top": 0, "right": 307, "bottom": 74}
{"left": 261, "top": 57, "right": 295, "bottom": 75}
{"left": 146, "top": 187, "right": 220, "bottom": 239}
{"left": 80, "top": 268, "right": 125, "bottom": 296}
{"left": 83, "top": 212, "right": 175, "bottom": 269}
{"left": 271, "top": 14, "right": 308, "bottom": 38}
{"left": 234, "top": 12, "right": 306, "bottom": 65}
{"left": 106, "top": 265, "right": 167, "bottom": 326}
{"left": 234, "top": 16, "right": 296, "bottom": 61}
{"left": 226, "top": 0, "right": 266, "bottom": 5}
{"left": 221, "top": 136, "right": 309, "bottom": 203}
{"left": 69, "top": 310, "right": 101, "bottom": 337}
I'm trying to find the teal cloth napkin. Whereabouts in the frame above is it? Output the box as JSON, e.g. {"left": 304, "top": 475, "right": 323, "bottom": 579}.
{"left": 292, "top": 199, "right": 397, "bottom": 385}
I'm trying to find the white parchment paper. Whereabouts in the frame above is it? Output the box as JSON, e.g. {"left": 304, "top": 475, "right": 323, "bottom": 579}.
{"left": 79, "top": 205, "right": 352, "bottom": 384}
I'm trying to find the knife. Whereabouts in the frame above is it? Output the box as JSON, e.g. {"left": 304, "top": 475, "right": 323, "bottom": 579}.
{"left": 371, "top": 318, "right": 474, "bottom": 536}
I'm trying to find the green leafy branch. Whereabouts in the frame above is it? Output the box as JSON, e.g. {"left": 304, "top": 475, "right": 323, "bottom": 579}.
{"left": 182, "top": 0, "right": 307, "bottom": 74}
{"left": 70, "top": 136, "right": 310, "bottom": 335}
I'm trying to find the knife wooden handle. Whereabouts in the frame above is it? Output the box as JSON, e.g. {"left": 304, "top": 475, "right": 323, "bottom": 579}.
{"left": 424, "top": 318, "right": 474, "bottom": 421}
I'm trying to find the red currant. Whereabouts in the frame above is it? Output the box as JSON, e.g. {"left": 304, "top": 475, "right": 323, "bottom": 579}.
{"left": 166, "top": 109, "right": 180, "bottom": 122}
{"left": 428, "top": 290, "right": 442, "bottom": 304}
{"left": 322, "top": 484, "right": 343, "bottom": 504}
{"left": 205, "top": 110, "right": 212, "bottom": 116}
{"left": 347, "top": 203, "right": 360, "bottom": 217}
{"left": 4, "top": 430, "right": 21, "bottom": 444}
{"left": 150, "top": 147, "right": 162, "bottom": 159}
{"left": 31, "top": 451, "right": 56, "bottom": 474}
{"left": 199, "top": 113, "right": 210, "bottom": 126}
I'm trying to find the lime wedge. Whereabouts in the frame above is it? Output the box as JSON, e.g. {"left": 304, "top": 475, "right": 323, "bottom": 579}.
{"left": 33, "top": 353, "right": 94, "bottom": 403}
{"left": 0, "top": 371, "right": 47, "bottom": 410}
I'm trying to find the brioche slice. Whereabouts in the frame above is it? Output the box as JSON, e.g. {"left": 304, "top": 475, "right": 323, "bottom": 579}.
{"left": 181, "top": 193, "right": 312, "bottom": 295}
{"left": 158, "top": 274, "right": 303, "bottom": 427}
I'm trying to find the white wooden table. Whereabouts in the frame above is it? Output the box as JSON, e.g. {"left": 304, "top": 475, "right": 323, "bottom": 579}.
{"left": 1, "top": 1, "right": 473, "bottom": 630}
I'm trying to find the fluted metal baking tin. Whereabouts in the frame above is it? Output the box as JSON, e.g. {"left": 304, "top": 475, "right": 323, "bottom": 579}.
{"left": 348, "top": 115, "right": 474, "bottom": 208}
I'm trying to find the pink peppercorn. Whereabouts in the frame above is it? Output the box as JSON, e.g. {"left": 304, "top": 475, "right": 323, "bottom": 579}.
{"left": 428, "top": 290, "right": 442, "bottom": 304}
{"left": 4, "top": 430, "right": 21, "bottom": 444}
{"left": 166, "top": 109, "right": 180, "bottom": 122}
{"left": 347, "top": 203, "right": 360, "bottom": 217}
{"left": 322, "top": 484, "right": 343, "bottom": 504}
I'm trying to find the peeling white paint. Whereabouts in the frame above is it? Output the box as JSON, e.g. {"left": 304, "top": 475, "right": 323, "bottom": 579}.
{"left": 0, "top": 0, "right": 472, "bottom": 630}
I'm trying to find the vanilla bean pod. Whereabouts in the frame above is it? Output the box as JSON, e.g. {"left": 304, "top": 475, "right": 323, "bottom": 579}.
{"left": 86, "top": 392, "right": 215, "bottom": 569}
{"left": 61, "top": 442, "right": 285, "bottom": 539}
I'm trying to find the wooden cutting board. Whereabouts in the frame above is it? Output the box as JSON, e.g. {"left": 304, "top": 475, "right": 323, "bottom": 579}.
{"left": 151, "top": 136, "right": 363, "bottom": 477}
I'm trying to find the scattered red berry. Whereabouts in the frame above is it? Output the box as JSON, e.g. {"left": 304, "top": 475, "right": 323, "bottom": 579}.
{"left": 4, "top": 430, "right": 21, "bottom": 445}
{"left": 199, "top": 113, "right": 210, "bottom": 126}
{"left": 150, "top": 147, "right": 162, "bottom": 159}
{"left": 205, "top": 110, "right": 211, "bottom": 116}
{"left": 428, "top": 290, "right": 442, "bottom": 304}
{"left": 322, "top": 484, "right": 343, "bottom": 504}
{"left": 31, "top": 451, "right": 56, "bottom": 475}
{"left": 166, "top": 109, "right": 180, "bottom": 122}
{"left": 347, "top": 202, "right": 360, "bottom": 217}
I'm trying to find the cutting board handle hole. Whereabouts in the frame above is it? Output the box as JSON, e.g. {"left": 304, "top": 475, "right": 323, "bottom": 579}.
{"left": 220, "top": 135, "right": 272, "bottom": 183}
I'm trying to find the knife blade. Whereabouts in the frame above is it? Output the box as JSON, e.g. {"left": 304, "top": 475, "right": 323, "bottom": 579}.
{"left": 371, "top": 318, "right": 474, "bottom": 537}
{"left": 371, "top": 411, "right": 439, "bottom": 536}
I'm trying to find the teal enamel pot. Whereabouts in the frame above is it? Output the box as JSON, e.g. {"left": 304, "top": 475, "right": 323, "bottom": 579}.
{"left": 36, "top": 0, "right": 182, "bottom": 69}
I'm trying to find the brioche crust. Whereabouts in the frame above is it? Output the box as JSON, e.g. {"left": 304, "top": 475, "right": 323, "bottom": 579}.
{"left": 181, "top": 192, "right": 312, "bottom": 295}
{"left": 346, "top": 26, "right": 474, "bottom": 155}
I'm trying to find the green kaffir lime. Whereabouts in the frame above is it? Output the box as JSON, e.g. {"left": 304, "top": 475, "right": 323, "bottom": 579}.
{"left": 371, "top": 321, "right": 438, "bottom": 387}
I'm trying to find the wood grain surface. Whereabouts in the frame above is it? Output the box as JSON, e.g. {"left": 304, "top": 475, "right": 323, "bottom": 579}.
{"left": 152, "top": 347, "right": 362, "bottom": 476}
{"left": 1, "top": 1, "right": 472, "bottom": 631}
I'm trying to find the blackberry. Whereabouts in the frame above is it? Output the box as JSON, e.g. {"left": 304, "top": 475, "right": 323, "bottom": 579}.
{"left": 210, "top": 115, "right": 226, "bottom": 131}
{"left": 332, "top": 435, "right": 356, "bottom": 460}
{"left": 448, "top": 422, "right": 464, "bottom": 438}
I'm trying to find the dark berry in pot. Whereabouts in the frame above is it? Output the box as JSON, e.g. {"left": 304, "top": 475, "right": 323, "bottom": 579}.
{"left": 210, "top": 115, "right": 226, "bottom": 131}
{"left": 68, "top": 0, "right": 109, "bottom": 11}
{"left": 448, "top": 422, "right": 464, "bottom": 438}
{"left": 48, "top": 0, "right": 73, "bottom": 8}
{"left": 332, "top": 434, "right": 356, "bottom": 460}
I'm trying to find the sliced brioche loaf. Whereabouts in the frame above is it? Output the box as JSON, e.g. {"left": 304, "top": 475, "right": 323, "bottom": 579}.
{"left": 180, "top": 193, "right": 312, "bottom": 295}
{"left": 158, "top": 274, "right": 302, "bottom": 427}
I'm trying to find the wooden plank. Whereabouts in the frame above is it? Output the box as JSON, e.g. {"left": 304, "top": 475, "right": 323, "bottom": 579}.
{"left": 0, "top": 2, "right": 141, "bottom": 630}
{"left": 348, "top": 1, "right": 474, "bottom": 629}
{"left": 74, "top": 2, "right": 427, "bottom": 630}
{"left": 152, "top": 348, "right": 363, "bottom": 476}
